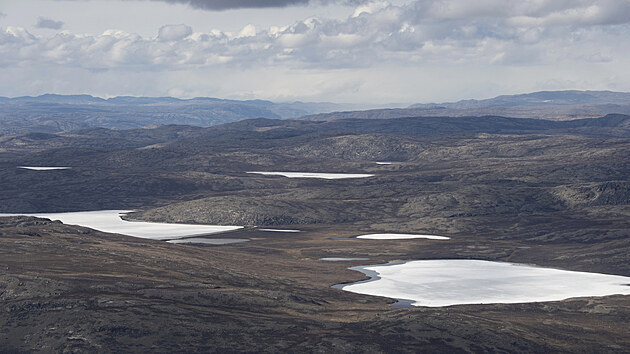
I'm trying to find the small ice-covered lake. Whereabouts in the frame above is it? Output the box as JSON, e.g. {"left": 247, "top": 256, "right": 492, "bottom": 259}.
{"left": 247, "top": 171, "right": 374, "bottom": 179}
{"left": 18, "top": 166, "right": 71, "bottom": 171}
{"left": 258, "top": 228, "right": 301, "bottom": 233}
{"left": 335, "top": 260, "right": 630, "bottom": 307}
{"left": 0, "top": 210, "right": 242, "bottom": 240}
{"left": 356, "top": 233, "right": 450, "bottom": 240}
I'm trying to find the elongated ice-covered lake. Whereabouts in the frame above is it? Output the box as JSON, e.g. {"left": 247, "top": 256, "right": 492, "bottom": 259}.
{"left": 356, "top": 233, "right": 450, "bottom": 240}
{"left": 335, "top": 260, "right": 630, "bottom": 307}
{"left": 246, "top": 171, "right": 374, "bottom": 179}
{"left": 0, "top": 210, "right": 242, "bottom": 240}
{"left": 18, "top": 166, "right": 71, "bottom": 171}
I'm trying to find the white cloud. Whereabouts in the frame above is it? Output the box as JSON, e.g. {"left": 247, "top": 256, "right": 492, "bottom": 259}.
{"left": 157, "top": 24, "right": 193, "bottom": 41}
{"left": 352, "top": 1, "right": 390, "bottom": 17}
{"left": 237, "top": 24, "right": 257, "bottom": 38}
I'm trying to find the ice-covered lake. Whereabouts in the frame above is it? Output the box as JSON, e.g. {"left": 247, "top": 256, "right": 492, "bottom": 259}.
{"left": 335, "top": 259, "right": 630, "bottom": 307}
{"left": 356, "top": 233, "right": 450, "bottom": 240}
{"left": 18, "top": 166, "right": 71, "bottom": 171}
{"left": 0, "top": 210, "right": 242, "bottom": 240}
{"left": 246, "top": 171, "right": 374, "bottom": 179}
{"left": 258, "top": 228, "right": 301, "bottom": 233}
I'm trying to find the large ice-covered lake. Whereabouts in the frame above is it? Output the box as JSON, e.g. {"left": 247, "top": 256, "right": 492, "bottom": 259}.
{"left": 335, "top": 259, "right": 630, "bottom": 307}
{"left": 247, "top": 171, "right": 374, "bottom": 179}
{"left": 356, "top": 233, "right": 450, "bottom": 240}
{"left": 0, "top": 210, "right": 242, "bottom": 240}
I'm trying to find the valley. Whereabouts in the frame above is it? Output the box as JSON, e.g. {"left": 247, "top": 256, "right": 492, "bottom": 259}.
{"left": 1, "top": 113, "right": 629, "bottom": 352}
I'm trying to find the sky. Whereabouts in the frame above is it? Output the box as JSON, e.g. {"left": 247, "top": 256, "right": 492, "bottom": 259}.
{"left": 1, "top": 0, "right": 630, "bottom": 104}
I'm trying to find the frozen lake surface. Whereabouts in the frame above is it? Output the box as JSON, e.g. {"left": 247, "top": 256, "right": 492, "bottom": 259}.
{"left": 18, "top": 166, "right": 71, "bottom": 171}
{"left": 247, "top": 171, "right": 374, "bottom": 179}
{"left": 335, "top": 260, "right": 630, "bottom": 307}
{"left": 0, "top": 210, "right": 242, "bottom": 240}
{"left": 168, "top": 238, "right": 249, "bottom": 245}
{"left": 356, "top": 233, "right": 450, "bottom": 240}
{"left": 258, "top": 228, "right": 301, "bottom": 233}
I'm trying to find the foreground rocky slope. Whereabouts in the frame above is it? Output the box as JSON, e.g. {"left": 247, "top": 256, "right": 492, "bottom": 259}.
{"left": 2, "top": 216, "right": 629, "bottom": 352}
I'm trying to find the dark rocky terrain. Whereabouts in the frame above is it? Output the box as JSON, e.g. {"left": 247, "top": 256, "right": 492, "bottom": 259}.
{"left": 1, "top": 113, "right": 629, "bottom": 352}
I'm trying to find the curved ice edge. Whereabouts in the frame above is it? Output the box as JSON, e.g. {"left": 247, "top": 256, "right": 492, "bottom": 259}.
{"left": 0, "top": 210, "right": 243, "bottom": 240}
{"left": 332, "top": 260, "right": 415, "bottom": 307}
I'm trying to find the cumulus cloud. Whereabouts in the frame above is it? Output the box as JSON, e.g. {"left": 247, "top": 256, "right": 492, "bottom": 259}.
{"left": 35, "top": 17, "right": 64, "bottom": 30}
{"left": 157, "top": 24, "right": 193, "bottom": 41}
{"left": 352, "top": 1, "right": 389, "bottom": 17}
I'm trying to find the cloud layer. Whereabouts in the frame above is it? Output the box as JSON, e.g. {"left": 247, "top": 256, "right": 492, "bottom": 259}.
{"left": 3, "top": 1, "right": 628, "bottom": 68}
{"left": 158, "top": 0, "right": 311, "bottom": 10}
{"left": 59, "top": 0, "right": 363, "bottom": 11}
{"left": 1, "top": 0, "right": 629, "bottom": 101}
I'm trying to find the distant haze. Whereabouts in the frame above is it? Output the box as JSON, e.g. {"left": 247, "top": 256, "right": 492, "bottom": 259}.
{"left": 300, "top": 90, "right": 630, "bottom": 121}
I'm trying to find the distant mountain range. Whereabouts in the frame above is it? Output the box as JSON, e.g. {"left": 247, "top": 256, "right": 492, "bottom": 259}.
{"left": 301, "top": 90, "right": 630, "bottom": 121}
{"left": 0, "top": 94, "right": 363, "bottom": 136}
{"left": 1, "top": 90, "right": 629, "bottom": 136}
{"left": 1, "top": 94, "right": 357, "bottom": 111}
{"left": 411, "top": 90, "right": 630, "bottom": 109}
